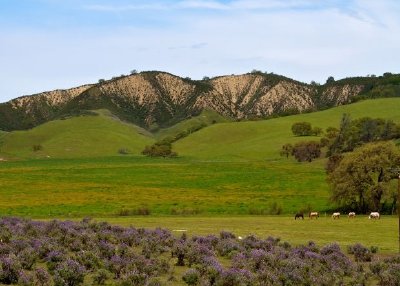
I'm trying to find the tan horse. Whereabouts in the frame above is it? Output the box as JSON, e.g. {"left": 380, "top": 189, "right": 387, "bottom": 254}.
{"left": 348, "top": 212, "right": 356, "bottom": 218}
{"left": 309, "top": 212, "right": 319, "bottom": 219}
{"left": 332, "top": 212, "right": 340, "bottom": 219}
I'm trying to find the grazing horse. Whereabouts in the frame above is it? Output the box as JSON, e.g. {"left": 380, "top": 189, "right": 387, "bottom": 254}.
{"left": 369, "top": 212, "right": 380, "bottom": 219}
{"left": 332, "top": 212, "right": 340, "bottom": 219}
{"left": 348, "top": 212, "right": 356, "bottom": 218}
{"left": 309, "top": 212, "right": 319, "bottom": 219}
{"left": 294, "top": 213, "right": 304, "bottom": 220}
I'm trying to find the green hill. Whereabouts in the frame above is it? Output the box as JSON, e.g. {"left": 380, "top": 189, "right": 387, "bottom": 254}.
{"left": 1, "top": 98, "right": 400, "bottom": 217}
{"left": 154, "top": 109, "right": 231, "bottom": 141}
{"left": 175, "top": 98, "right": 400, "bottom": 160}
{"left": 0, "top": 110, "right": 154, "bottom": 159}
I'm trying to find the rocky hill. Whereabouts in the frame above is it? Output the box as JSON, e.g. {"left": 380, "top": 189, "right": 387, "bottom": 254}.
{"left": 1, "top": 71, "right": 399, "bottom": 131}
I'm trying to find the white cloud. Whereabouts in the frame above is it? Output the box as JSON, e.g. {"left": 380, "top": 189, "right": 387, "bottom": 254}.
{"left": 83, "top": 3, "right": 168, "bottom": 12}
{"left": 1, "top": 0, "right": 400, "bottom": 102}
{"left": 177, "top": 0, "right": 229, "bottom": 10}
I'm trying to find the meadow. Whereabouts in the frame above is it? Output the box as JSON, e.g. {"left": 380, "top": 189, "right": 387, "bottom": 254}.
{"left": 0, "top": 156, "right": 329, "bottom": 217}
{"left": 1, "top": 98, "right": 400, "bottom": 256}
{"left": 105, "top": 215, "right": 399, "bottom": 254}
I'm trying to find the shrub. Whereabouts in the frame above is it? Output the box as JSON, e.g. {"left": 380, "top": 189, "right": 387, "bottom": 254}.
{"left": 291, "top": 122, "right": 312, "bottom": 136}
{"left": 32, "top": 144, "right": 43, "bottom": 152}
{"left": 0, "top": 254, "right": 22, "bottom": 284}
{"left": 347, "top": 243, "right": 373, "bottom": 262}
{"left": 34, "top": 267, "right": 51, "bottom": 286}
{"left": 53, "top": 259, "right": 85, "bottom": 286}
{"left": 142, "top": 142, "right": 178, "bottom": 158}
{"left": 292, "top": 141, "right": 321, "bottom": 162}
{"left": 17, "top": 247, "right": 37, "bottom": 270}
{"left": 118, "top": 148, "right": 130, "bottom": 155}
{"left": 92, "top": 269, "right": 111, "bottom": 285}
{"left": 182, "top": 268, "right": 200, "bottom": 286}
{"left": 17, "top": 270, "right": 35, "bottom": 286}
{"left": 118, "top": 270, "right": 147, "bottom": 286}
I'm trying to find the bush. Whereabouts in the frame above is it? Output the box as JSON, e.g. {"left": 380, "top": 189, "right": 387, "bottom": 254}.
{"left": 142, "top": 142, "right": 178, "bottom": 158}
{"left": 291, "top": 122, "right": 312, "bottom": 136}
{"left": 347, "top": 243, "right": 373, "bottom": 262}
{"left": 0, "top": 254, "right": 22, "bottom": 284}
{"left": 32, "top": 144, "right": 43, "bottom": 152}
{"left": 92, "top": 269, "right": 111, "bottom": 285}
{"left": 292, "top": 141, "right": 321, "bottom": 162}
{"left": 53, "top": 259, "right": 85, "bottom": 286}
{"left": 182, "top": 268, "right": 200, "bottom": 285}
{"left": 118, "top": 270, "right": 147, "bottom": 286}
{"left": 118, "top": 148, "right": 130, "bottom": 155}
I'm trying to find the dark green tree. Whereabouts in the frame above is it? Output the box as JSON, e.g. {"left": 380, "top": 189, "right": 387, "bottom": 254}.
{"left": 328, "top": 141, "right": 400, "bottom": 213}
{"left": 291, "top": 122, "right": 312, "bottom": 136}
{"left": 326, "top": 76, "right": 335, "bottom": 84}
{"left": 292, "top": 141, "right": 321, "bottom": 162}
{"left": 280, "top": 143, "right": 293, "bottom": 158}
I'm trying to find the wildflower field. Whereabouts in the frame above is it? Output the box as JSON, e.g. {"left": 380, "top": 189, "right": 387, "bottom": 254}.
{"left": 0, "top": 217, "right": 399, "bottom": 286}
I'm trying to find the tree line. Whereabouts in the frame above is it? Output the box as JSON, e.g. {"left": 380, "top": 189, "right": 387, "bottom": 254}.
{"left": 281, "top": 115, "right": 400, "bottom": 213}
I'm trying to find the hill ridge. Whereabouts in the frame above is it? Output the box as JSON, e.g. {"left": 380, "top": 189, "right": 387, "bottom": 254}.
{"left": 1, "top": 71, "right": 399, "bottom": 131}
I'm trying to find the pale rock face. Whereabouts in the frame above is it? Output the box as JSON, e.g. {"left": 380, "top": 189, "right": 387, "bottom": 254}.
{"left": 253, "top": 82, "right": 315, "bottom": 116}
{"left": 4, "top": 72, "right": 367, "bottom": 130}
{"left": 99, "top": 74, "right": 195, "bottom": 106}
{"left": 99, "top": 75, "right": 158, "bottom": 105}
{"left": 155, "top": 73, "right": 196, "bottom": 105}
{"left": 322, "top": 84, "right": 364, "bottom": 105}
{"left": 195, "top": 75, "right": 315, "bottom": 118}
{"left": 10, "top": 84, "right": 93, "bottom": 113}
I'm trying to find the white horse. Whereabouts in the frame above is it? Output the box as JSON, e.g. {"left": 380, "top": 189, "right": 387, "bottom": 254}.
{"left": 368, "top": 212, "right": 380, "bottom": 219}
{"left": 309, "top": 212, "right": 319, "bottom": 219}
{"left": 348, "top": 212, "right": 356, "bottom": 218}
{"left": 332, "top": 212, "right": 340, "bottom": 219}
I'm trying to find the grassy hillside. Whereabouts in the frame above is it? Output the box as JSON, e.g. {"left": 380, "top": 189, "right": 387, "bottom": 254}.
{"left": 0, "top": 110, "right": 154, "bottom": 159}
{"left": 155, "top": 109, "right": 230, "bottom": 141}
{"left": 175, "top": 98, "right": 400, "bottom": 159}
{"left": 0, "top": 98, "right": 399, "bottom": 218}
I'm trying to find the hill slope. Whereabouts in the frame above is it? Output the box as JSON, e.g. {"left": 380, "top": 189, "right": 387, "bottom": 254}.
{"left": 0, "top": 110, "right": 153, "bottom": 159}
{"left": 175, "top": 98, "right": 400, "bottom": 160}
{"left": 1, "top": 98, "right": 400, "bottom": 218}
{"left": 2, "top": 71, "right": 399, "bottom": 131}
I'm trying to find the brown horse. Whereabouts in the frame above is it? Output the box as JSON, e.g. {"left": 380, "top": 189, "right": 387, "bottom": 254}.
{"left": 294, "top": 213, "right": 304, "bottom": 220}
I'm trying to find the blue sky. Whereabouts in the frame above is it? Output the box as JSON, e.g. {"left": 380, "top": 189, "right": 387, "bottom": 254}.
{"left": 1, "top": 0, "right": 400, "bottom": 103}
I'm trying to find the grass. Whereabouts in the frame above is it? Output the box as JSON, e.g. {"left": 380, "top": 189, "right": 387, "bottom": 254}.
{"left": 0, "top": 98, "right": 400, "bottom": 254}
{"left": 175, "top": 98, "right": 400, "bottom": 160}
{"left": 0, "top": 156, "right": 330, "bottom": 217}
{"left": 0, "top": 110, "right": 154, "bottom": 159}
{"left": 154, "top": 109, "right": 230, "bottom": 141}
{"left": 51, "top": 215, "right": 398, "bottom": 254}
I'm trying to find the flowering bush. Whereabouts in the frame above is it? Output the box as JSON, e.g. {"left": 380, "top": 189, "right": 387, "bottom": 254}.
{"left": 0, "top": 217, "right": 395, "bottom": 285}
{"left": 347, "top": 243, "right": 373, "bottom": 262}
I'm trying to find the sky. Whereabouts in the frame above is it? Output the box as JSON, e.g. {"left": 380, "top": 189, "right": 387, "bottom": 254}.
{"left": 1, "top": 0, "right": 400, "bottom": 103}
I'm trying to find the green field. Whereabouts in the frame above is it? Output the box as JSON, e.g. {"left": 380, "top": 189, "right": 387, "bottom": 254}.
{"left": 1, "top": 98, "right": 400, "bottom": 252}
{"left": 1, "top": 98, "right": 399, "bottom": 217}
{"left": 0, "top": 156, "right": 329, "bottom": 217}
{"left": 103, "top": 216, "right": 399, "bottom": 254}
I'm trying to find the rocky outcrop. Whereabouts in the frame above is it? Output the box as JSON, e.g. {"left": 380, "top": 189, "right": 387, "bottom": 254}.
{"left": 0, "top": 71, "right": 371, "bottom": 131}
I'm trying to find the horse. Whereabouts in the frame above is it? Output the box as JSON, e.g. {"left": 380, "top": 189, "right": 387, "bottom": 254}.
{"left": 369, "top": 212, "right": 380, "bottom": 219}
{"left": 332, "top": 212, "right": 340, "bottom": 219}
{"left": 309, "top": 212, "right": 319, "bottom": 219}
{"left": 294, "top": 213, "right": 304, "bottom": 220}
{"left": 348, "top": 212, "right": 356, "bottom": 218}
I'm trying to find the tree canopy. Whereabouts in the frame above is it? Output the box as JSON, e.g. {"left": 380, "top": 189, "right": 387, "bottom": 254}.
{"left": 291, "top": 122, "right": 313, "bottom": 136}
{"left": 328, "top": 141, "right": 400, "bottom": 213}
